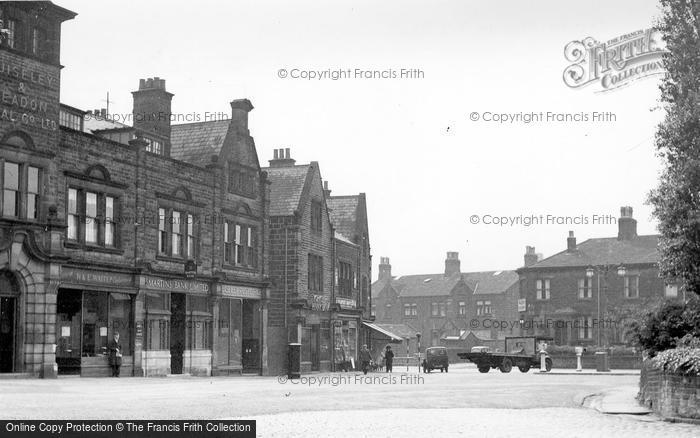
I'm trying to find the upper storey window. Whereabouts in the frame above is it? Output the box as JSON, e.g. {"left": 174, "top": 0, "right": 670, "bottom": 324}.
{"left": 228, "top": 163, "right": 257, "bottom": 198}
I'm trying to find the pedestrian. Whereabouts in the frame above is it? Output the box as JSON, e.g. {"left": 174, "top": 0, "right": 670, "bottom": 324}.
{"left": 359, "top": 344, "right": 372, "bottom": 375}
{"left": 108, "top": 332, "right": 123, "bottom": 377}
{"left": 385, "top": 345, "right": 394, "bottom": 373}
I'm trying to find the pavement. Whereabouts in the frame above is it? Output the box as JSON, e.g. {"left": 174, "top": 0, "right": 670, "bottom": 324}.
{"left": 584, "top": 385, "right": 652, "bottom": 415}
{"left": 1, "top": 363, "right": 698, "bottom": 437}
{"left": 539, "top": 368, "right": 641, "bottom": 376}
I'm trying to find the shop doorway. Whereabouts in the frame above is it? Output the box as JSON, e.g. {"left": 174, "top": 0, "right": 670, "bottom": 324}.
{"left": 310, "top": 325, "right": 320, "bottom": 371}
{"left": 56, "top": 290, "right": 82, "bottom": 375}
{"left": 241, "top": 299, "right": 260, "bottom": 373}
{"left": 170, "top": 293, "right": 186, "bottom": 374}
{"left": 0, "top": 297, "right": 15, "bottom": 373}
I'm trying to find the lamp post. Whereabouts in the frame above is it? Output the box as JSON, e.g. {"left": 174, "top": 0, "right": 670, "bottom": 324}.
{"left": 585, "top": 264, "right": 626, "bottom": 348}
{"left": 416, "top": 333, "right": 421, "bottom": 372}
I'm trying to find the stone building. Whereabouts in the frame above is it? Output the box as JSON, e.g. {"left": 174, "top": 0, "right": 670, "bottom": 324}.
{"left": 0, "top": 1, "right": 269, "bottom": 377}
{"left": 516, "top": 207, "right": 682, "bottom": 347}
{"left": 371, "top": 252, "right": 519, "bottom": 348}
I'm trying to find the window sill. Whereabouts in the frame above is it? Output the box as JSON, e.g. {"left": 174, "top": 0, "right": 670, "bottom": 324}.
{"left": 64, "top": 241, "right": 124, "bottom": 255}
{"left": 222, "top": 263, "right": 258, "bottom": 273}
{"left": 156, "top": 255, "right": 196, "bottom": 264}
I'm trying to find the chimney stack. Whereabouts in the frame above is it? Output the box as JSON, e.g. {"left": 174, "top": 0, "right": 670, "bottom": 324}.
{"left": 132, "top": 77, "right": 173, "bottom": 146}
{"left": 567, "top": 231, "right": 576, "bottom": 252}
{"left": 618, "top": 206, "right": 637, "bottom": 240}
{"left": 378, "top": 257, "right": 392, "bottom": 281}
{"left": 445, "top": 251, "right": 461, "bottom": 276}
{"left": 323, "top": 181, "right": 332, "bottom": 198}
{"left": 268, "top": 148, "right": 297, "bottom": 168}
{"left": 524, "top": 246, "right": 540, "bottom": 267}
{"left": 230, "top": 99, "right": 254, "bottom": 134}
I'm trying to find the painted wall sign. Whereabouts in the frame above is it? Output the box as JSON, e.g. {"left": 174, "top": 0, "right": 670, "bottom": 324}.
{"left": 61, "top": 267, "right": 134, "bottom": 288}
{"left": 140, "top": 276, "right": 209, "bottom": 294}
{"left": 217, "top": 284, "right": 261, "bottom": 299}
{"left": 310, "top": 294, "right": 330, "bottom": 312}
{"left": 336, "top": 297, "right": 356, "bottom": 309}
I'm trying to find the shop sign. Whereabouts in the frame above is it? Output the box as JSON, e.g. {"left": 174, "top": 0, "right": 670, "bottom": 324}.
{"left": 336, "top": 297, "right": 356, "bottom": 309}
{"left": 217, "top": 284, "right": 261, "bottom": 299}
{"left": 61, "top": 268, "right": 133, "bottom": 288}
{"left": 140, "top": 276, "right": 209, "bottom": 294}
{"left": 518, "top": 298, "right": 527, "bottom": 312}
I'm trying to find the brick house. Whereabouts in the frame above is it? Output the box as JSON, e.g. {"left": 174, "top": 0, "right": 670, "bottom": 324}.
{"left": 0, "top": 1, "right": 269, "bottom": 377}
{"left": 371, "top": 252, "right": 519, "bottom": 349}
{"left": 516, "top": 207, "right": 682, "bottom": 347}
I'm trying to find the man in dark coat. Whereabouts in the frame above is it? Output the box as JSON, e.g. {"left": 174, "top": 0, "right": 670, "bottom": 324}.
{"left": 108, "top": 332, "right": 123, "bottom": 377}
{"left": 359, "top": 344, "right": 372, "bottom": 375}
{"left": 385, "top": 345, "right": 394, "bottom": 373}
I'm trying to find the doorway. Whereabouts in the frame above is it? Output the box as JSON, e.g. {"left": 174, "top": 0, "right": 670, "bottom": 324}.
{"left": 170, "top": 293, "right": 186, "bottom": 374}
{"left": 0, "top": 297, "right": 15, "bottom": 373}
{"left": 56, "top": 290, "right": 82, "bottom": 375}
{"left": 310, "top": 325, "right": 320, "bottom": 371}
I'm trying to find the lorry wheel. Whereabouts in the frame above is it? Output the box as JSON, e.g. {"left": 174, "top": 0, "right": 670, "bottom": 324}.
{"left": 478, "top": 366, "right": 490, "bottom": 373}
{"left": 499, "top": 358, "right": 513, "bottom": 373}
{"left": 518, "top": 364, "right": 530, "bottom": 373}
{"left": 445, "top": 366, "right": 448, "bottom": 373}
{"left": 545, "top": 358, "right": 552, "bottom": 372}
{"left": 440, "top": 368, "right": 443, "bottom": 373}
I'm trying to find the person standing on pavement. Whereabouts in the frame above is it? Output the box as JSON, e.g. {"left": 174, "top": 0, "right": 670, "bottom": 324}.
{"left": 359, "top": 344, "right": 372, "bottom": 375}
{"left": 384, "top": 345, "right": 394, "bottom": 373}
{"left": 108, "top": 332, "right": 123, "bottom": 377}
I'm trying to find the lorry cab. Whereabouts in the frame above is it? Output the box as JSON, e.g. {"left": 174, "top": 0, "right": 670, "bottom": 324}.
{"left": 422, "top": 346, "right": 449, "bottom": 373}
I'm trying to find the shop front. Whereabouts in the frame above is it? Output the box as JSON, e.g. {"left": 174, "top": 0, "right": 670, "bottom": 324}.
{"left": 56, "top": 268, "right": 137, "bottom": 377}
{"left": 139, "top": 275, "right": 212, "bottom": 376}
{"left": 213, "top": 284, "right": 264, "bottom": 375}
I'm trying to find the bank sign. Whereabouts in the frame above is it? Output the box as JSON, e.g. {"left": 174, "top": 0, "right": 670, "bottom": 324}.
{"left": 563, "top": 28, "right": 666, "bottom": 92}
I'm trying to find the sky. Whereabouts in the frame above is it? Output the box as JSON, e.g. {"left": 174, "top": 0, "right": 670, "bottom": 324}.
{"left": 57, "top": 0, "right": 667, "bottom": 279}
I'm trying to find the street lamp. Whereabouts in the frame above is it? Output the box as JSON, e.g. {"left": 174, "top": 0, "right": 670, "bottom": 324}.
{"left": 416, "top": 333, "right": 421, "bottom": 372}
{"left": 586, "top": 264, "right": 626, "bottom": 348}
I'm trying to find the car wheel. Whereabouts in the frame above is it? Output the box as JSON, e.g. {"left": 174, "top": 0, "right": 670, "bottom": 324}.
{"left": 545, "top": 358, "right": 553, "bottom": 372}
{"left": 478, "top": 366, "right": 489, "bottom": 373}
{"left": 499, "top": 358, "right": 513, "bottom": 373}
{"left": 518, "top": 364, "right": 530, "bottom": 373}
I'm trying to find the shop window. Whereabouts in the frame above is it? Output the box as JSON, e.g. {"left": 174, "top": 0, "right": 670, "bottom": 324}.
{"left": 187, "top": 295, "right": 211, "bottom": 350}
{"left": 215, "top": 298, "right": 242, "bottom": 367}
{"left": 301, "top": 326, "right": 312, "bottom": 363}
{"left": 320, "top": 320, "right": 331, "bottom": 362}
{"left": 109, "top": 293, "right": 132, "bottom": 355}
{"left": 146, "top": 292, "right": 170, "bottom": 350}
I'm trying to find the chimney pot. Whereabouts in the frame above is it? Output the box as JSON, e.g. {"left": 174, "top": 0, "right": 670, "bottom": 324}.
{"left": 273, "top": 149, "right": 279, "bottom": 159}
{"left": 567, "top": 231, "right": 576, "bottom": 252}
{"left": 618, "top": 205, "right": 637, "bottom": 240}
{"left": 524, "top": 246, "right": 539, "bottom": 267}
{"left": 285, "top": 148, "right": 290, "bottom": 159}
{"left": 379, "top": 257, "right": 392, "bottom": 281}
{"left": 445, "top": 251, "right": 461, "bottom": 276}
{"left": 139, "top": 78, "right": 146, "bottom": 89}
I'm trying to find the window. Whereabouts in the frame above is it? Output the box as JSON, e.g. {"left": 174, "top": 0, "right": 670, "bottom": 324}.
{"left": 187, "top": 295, "right": 211, "bottom": 350}
{"left": 146, "top": 292, "right": 170, "bottom": 350}
{"left": 431, "top": 302, "right": 438, "bottom": 317}
{"left": 145, "top": 138, "right": 163, "bottom": 155}
{"left": 384, "top": 303, "right": 392, "bottom": 319}
{"left": 536, "top": 279, "right": 550, "bottom": 300}
{"left": 84, "top": 192, "right": 98, "bottom": 243}
{"left": 665, "top": 284, "right": 678, "bottom": 298}
{"left": 31, "top": 27, "right": 45, "bottom": 56}
{"left": 308, "top": 254, "right": 323, "bottom": 292}
{"left": 371, "top": 304, "right": 376, "bottom": 317}
{"left": 404, "top": 303, "right": 417, "bottom": 317}
{"left": 578, "top": 316, "right": 593, "bottom": 340}
{"left": 186, "top": 213, "right": 195, "bottom": 258}
{"left": 5, "top": 19, "right": 16, "bottom": 49}
{"left": 26, "top": 166, "right": 39, "bottom": 219}
{"left": 67, "top": 189, "right": 78, "bottom": 240}
{"left": 624, "top": 276, "right": 639, "bottom": 298}
{"left": 338, "top": 262, "right": 353, "bottom": 297}
{"left": 171, "top": 211, "right": 182, "bottom": 256}
{"left": 59, "top": 109, "right": 82, "bottom": 131}
{"left": 66, "top": 189, "right": 119, "bottom": 247}
{"left": 104, "top": 196, "right": 115, "bottom": 247}
{"left": 578, "top": 278, "right": 593, "bottom": 299}
{"left": 476, "top": 300, "right": 492, "bottom": 316}
{"left": 158, "top": 208, "right": 167, "bottom": 254}
{"left": 439, "top": 302, "right": 446, "bottom": 317}
{"left": 311, "top": 201, "right": 322, "bottom": 233}
{"left": 223, "top": 221, "right": 257, "bottom": 268}
{"left": 2, "top": 162, "right": 19, "bottom": 217}
{"left": 228, "top": 164, "right": 256, "bottom": 197}
{"left": 458, "top": 301, "right": 466, "bottom": 316}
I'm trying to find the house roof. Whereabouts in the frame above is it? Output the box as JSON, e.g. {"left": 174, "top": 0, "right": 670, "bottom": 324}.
{"left": 327, "top": 195, "right": 359, "bottom": 242}
{"left": 526, "top": 235, "right": 659, "bottom": 269}
{"left": 334, "top": 231, "right": 357, "bottom": 246}
{"left": 83, "top": 115, "right": 130, "bottom": 134}
{"left": 170, "top": 120, "right": 231, "bottom": 166}
{"left": 389, "top": 273, "right": 464, "bottom": 297}
{"left": 464, "top": 270, "right": 519, "bottom": 295}
{"left": 262, "top": 164, "right": 312, "bottom": 216}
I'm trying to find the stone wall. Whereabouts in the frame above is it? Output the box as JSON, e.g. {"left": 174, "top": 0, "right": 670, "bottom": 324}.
{"left": 638, "top": 361, "right": 700, "bottom": 420}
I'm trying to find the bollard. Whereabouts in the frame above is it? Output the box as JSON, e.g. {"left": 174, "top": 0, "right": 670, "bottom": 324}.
{"left": 539, "top": 350, "right": 547, "bottom": 372}
{"left": 575, "top": 346, "right": 583, "bottom": 372}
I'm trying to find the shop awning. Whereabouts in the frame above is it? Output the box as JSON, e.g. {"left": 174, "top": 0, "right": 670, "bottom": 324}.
{"left": 362, "top": 322, "right": 405, "bottom": 342}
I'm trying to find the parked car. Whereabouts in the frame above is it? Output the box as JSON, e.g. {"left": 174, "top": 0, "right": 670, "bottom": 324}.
{"left": 422, "top": 346, "right": 449, "bottom": 373}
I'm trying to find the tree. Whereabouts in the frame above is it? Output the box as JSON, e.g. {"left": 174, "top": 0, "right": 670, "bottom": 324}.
{"left": 649, "top": 0, "right": 700, "bottom": 296}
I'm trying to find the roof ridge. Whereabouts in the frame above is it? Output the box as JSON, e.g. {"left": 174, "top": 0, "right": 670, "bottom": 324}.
{"left": 171, "top": 119, "right": 231, "bottom": 128}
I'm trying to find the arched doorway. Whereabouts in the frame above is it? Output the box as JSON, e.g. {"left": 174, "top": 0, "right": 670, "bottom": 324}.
{"left": 0, "top": 270, "right": 20, "bottom": 373}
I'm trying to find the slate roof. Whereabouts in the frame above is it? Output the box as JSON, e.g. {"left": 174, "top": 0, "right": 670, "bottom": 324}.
{"left": 327, "top": 196, "right": 359, "bottom": 242}
{"left": 335, "top": 231, "right": 357, "bottom": 246}
{"left": 83, "top": 115, "right": 130, "bottom": 134}
{"left": 464, "top": 271, "right": 519, "bottom": 295}
{"left": 525, "top": 235, "right": 659, "bottom": 269}
{"left": 170, "top": 120, "right": 231, "bottom": 167}
{"left": 389, "top": 273, "right": 464, "bottom": 297}
{"left": 263, "top": 165, "right": 312, "bottom": 216}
